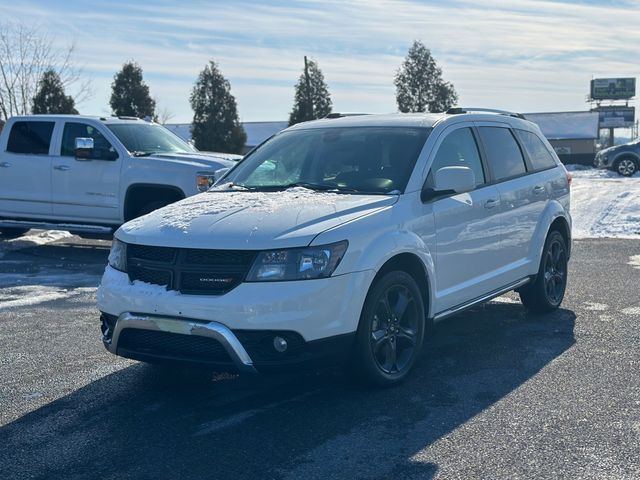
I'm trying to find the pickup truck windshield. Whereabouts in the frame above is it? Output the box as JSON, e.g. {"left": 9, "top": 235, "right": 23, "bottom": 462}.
{"left": 107, "top": 123, "right": 195, "bottom": 156}
{"left": 223, "top": 126, "right": 431, "bottom": 194}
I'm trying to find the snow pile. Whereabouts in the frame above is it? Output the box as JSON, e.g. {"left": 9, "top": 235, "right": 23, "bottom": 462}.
{"left": 570, "top": 167, "right": 640, "bottom": 238}
{"left": 0, "top": 230, "right": 73, "bottom": 258}
{"left": 122, "top": 187, "right": 340, "bottom": 233}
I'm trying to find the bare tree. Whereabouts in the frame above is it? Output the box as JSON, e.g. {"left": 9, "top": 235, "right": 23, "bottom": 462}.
{"left": 0, "top": 21, "right": 91, "bottom": 120}
{"left": 156, "top": 105, "right": 175, "bottom": 124}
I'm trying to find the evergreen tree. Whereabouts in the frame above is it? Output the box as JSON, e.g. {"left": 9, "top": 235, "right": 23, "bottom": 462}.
{"left": 190, "top": 61, "right": 246, "bottom": 154}
{"left": 395, "top": 41, "right": 458, "bottom": 113}
{"left": 109, "top": 61, "right": 155, "bottom": 118}
{"left": 31, "top": 69, "right": 78, "bottom": 114}
{"left": 288, "top": 57, "right": 332, "bottom": 126}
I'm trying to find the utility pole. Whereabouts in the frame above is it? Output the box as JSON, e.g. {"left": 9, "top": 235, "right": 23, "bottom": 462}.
{"left": 304, "top": 56, "right": 313, "bottom": 121}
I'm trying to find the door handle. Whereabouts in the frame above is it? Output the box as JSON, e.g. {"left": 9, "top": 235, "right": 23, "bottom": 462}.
{"left": 53, "top": 165, "right": 71, "bottom": 171}
{"left": 0, "top": 161, "right": 11, "bottom": 168}
{"left": 484, "top": 198, "right": 499, "bottom": 209}
{"left": 532, "top": 185, "right": 545, "bottom": 195}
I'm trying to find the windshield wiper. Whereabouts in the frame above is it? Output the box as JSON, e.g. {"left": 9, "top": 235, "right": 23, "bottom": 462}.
{"left": 131, "top": 151, "right": 155, "bottom": 157}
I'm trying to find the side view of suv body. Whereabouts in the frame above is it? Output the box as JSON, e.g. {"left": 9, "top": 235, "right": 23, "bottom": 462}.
{"left": 98, "top": 109, "right": 572, "bottom": 386}
{"left": 0, "top": 115, "right": 239, "bottom": 238}
{"left": 594, "top": 138, "right": 640, "bottom": 176}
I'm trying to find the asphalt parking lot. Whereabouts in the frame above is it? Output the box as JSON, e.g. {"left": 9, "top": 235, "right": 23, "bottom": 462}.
{"left": 0, "top": 235, "right": 639, "bottom": 479}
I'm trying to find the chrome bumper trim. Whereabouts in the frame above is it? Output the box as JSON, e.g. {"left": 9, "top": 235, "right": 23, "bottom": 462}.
{"left": 108, "top": 313, "right": 257, "bottom": 373}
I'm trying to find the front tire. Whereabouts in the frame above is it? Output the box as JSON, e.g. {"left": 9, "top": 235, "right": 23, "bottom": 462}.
{"left": 519, "top": 230, "right": 568, "bottom": 313}
{"left": 135, "top": 200, "right": 171, "bottom": 219}
{"left": 353, "top": 271, "right": 425, "bottom": 387}
{"left": 615, "top": 158, "right": 638, "bottom": 177}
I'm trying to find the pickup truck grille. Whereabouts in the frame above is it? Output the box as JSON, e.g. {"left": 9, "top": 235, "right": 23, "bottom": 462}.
{"left": 127, "top": 244, "right": 256, "bottom": 295}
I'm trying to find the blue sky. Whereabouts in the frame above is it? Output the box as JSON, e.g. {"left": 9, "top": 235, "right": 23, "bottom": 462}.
{"left": 1, "top": 0, "right": 638, "bottom": 122}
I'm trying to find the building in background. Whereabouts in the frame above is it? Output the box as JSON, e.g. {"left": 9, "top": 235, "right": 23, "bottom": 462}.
{"left": 525, "top": 111, "right": 599, "bottom": 166}
{"left": 165, "top": 121, "right": 288, "bottom": 154}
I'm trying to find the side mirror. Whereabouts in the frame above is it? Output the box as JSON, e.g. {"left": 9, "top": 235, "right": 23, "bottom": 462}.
{"left": 422, "top": 166, "right": 476, "bottom": 202}
{"left": 75, "top": 137, "right": 94, "bottom": 160}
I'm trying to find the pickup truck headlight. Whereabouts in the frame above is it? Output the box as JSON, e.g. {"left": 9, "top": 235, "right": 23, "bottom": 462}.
{"left": 246, "top": 241, "right": 348, "bottom": 282}
{"left": 108, "top": 238, "right": 127, "bottom": 272}
{"left": 196, "top": 173, "right": 216, "bottom": 192}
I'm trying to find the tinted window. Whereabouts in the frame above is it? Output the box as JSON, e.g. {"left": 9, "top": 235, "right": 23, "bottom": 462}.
{"left": 7, "top": 121, "right": 55, "bottom": 154}
{"left": 430, "top": 127, "right": 485, "bottom": 186}
{"left": 107, "top": 123, "right": 194, "bottom": 156}
{"left": 515, "top": 129, "right": 557, "bottom": 171}
{"left": 224, "top": 127, "right": 431, "bottom": 194}
{"left": 478, "top": 127, "right": 527, "bottom": 181}
{"left": 61, "top": 122, "right": 117, "bottom": 160}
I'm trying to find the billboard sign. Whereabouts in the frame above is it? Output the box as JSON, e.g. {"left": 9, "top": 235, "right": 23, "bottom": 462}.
{"left": 590, "top": 78, "right": 636, "bottom": 100}
{"left": 596, "top": 107, "right": 635, "bottom": 128}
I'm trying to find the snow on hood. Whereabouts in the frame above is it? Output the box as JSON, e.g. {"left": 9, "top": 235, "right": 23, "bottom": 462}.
{"left": 118, "top": 187, "right": 397, "bottom": 249}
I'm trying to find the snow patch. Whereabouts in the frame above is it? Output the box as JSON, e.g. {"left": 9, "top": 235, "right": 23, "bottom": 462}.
{"left": 121, "top": 188, "right": 340, "bottom": 233}
{"left": 100, "top": 265, "right": 179, "bottom": 297}
{"left": 0, "top": 285, "right": 74, "bottom": 310}
{"left": 628, "top": 255, "right": 640, "bottom": 270}
{"left": 571, "top": 168, "right": 640, "bottom": 238}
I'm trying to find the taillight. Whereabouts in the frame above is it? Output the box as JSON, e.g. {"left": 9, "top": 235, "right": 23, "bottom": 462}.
{"left": 566, "top": 172, "right": 572, "bottom": 188}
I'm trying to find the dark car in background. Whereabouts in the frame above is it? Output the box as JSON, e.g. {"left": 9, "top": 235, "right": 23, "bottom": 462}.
{"left": 594, "top": 139, "right": 640, "bottom": 176}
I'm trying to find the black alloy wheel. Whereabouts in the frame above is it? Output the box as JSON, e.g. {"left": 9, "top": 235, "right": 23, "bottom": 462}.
{"left": 354, "top": 270, "right": 425, "bottom": 386}
{"left": 519, "top": 230, "right": 568, "bottom": 313}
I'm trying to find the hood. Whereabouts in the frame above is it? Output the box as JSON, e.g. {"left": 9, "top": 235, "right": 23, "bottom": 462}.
{"left": 117, "top": 187, "right": 397, "bottom": 249}
{"left": 146, "top": 152, "right": 240, "bottom": 170}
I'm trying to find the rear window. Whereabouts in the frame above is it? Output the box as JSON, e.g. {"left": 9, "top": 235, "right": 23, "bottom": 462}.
{"left": 478, "top": 127, "right": 527, "bottom": 181}
{"left": 6, "top": 121, "right": 55, "bottom": 155}
{"left": 515, "top": 129, "right": 557, "bottom": 171}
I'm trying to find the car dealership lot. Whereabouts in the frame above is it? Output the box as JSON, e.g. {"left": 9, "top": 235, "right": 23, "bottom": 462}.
{"left": 0, "top": 233, "right": 639, "bottom": 479}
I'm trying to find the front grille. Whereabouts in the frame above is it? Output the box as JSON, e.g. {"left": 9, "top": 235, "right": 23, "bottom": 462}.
{"left": 118, "top": 329, "right": 233, "bottom": 364}
{"left": 126, "top": 245, "right": 256, "bottom": 295}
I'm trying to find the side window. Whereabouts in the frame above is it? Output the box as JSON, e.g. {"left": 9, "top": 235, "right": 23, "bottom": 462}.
{"left": 430, "top": 127, "right": 485, "bottom": 186}
{"left": 478, "top": 127, "right": 527, "bottom": 181}
{"left": 61, "top": 122, "right": 117, "bottom": 160}
{"left": 6, "top": 121, "right": 55, "bottom": 155}
{"left": 514, "top": 129, "right": 557, "bottom": 171}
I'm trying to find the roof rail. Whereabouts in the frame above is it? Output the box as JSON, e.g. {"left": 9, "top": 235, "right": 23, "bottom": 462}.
{"left": 325, "top": 112, "right": 371, "bottom": 119}
{"left": 446, "top": 107, "right": 526, "bottom": 120}
{"left": 117, "top": 116, "right": 140, "bottom": 121}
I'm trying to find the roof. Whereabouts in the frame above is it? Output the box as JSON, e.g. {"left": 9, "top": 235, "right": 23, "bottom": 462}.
{"left": 289, "top": 113, "right": 446, "bottom": 130}
{"left": 524, "top": 111, "right": 599, "bottom": 140}
{"left": 10, "top": 114, "right": 148, "bottom": 125}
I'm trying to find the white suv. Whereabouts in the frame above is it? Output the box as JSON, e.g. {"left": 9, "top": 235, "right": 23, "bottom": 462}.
{"left": 97, "top": 109, "right": 572, "bottom": 386}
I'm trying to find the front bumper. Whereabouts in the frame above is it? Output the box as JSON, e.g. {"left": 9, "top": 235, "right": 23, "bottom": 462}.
{"left": 594, "top": 153, "right": 610, "bottom": 168}
{"left": 97, "top": 266, "right": 375, "bottom": 370}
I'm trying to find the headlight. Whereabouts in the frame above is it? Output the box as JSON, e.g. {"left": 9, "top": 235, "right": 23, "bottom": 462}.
{"left": 196, "top": 173, "right": 216, "bottom": 192}
{"left": 108, "top": 238, "right": 127, "bottom": 272}
{"left": 246, "top": 241, "right": 348, "bottom": 282}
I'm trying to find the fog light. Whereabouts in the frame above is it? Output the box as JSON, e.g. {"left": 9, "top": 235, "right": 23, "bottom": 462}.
{"left": 273, "top": 336, "right": 288, "bottom": 353}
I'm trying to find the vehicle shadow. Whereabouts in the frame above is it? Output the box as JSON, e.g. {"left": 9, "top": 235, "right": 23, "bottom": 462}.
{"left": 0, "top": 302, "right": 575, "bottom": 480}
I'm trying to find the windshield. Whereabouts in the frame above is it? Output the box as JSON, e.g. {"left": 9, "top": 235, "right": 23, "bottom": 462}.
{"left": 222, "top": 126, "right": 431, "bottom": 194}
{"left": 107, "top": 123, "right": 195, "bottom": 156}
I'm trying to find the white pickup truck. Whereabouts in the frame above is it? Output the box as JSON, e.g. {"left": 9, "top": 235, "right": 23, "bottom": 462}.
{"left": 0, "top": 115, "right": 240, "bottom": 238}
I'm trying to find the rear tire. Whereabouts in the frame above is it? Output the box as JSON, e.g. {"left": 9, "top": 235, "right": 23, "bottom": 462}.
{"left": 519, "top": 230, "right": 568, "bottom": 313}
{"left": 0, "top": 228, "right": 29, "bottom": 239}
{"left": 135, "top": 200, "right": 171, "bottom": 219}
{"left": 353, "top": 270, "right": 425, "bottom": 387}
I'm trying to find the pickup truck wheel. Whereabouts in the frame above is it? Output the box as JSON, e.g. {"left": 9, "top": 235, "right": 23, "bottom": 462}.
{"left": 353, "top": 271, "right": 425, "bottom": 387}
{"left": 519, "top": 230, "right": 568, "bottom": 313}
{"left": 136, "top": 200, "right": 171, "bottom": 219}
{"left": 0, "top": 228, "right": 29, "bottom": 239}
{"left": 614, "top": 158, "right": 638, "bottom": 177}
